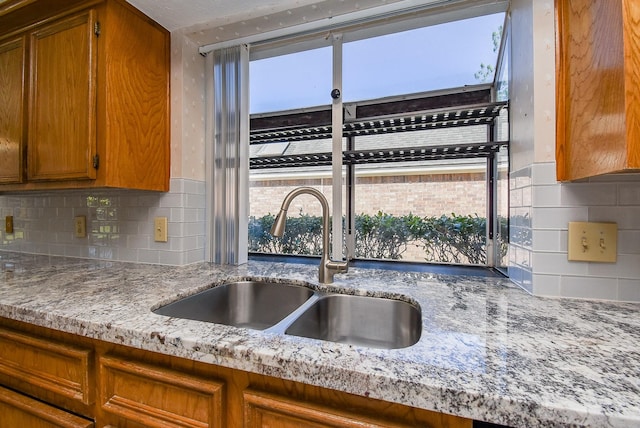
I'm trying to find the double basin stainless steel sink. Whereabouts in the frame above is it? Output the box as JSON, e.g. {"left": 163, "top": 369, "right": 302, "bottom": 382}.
{"left": 153, "top": 280, "right": 422, "bottom": 349}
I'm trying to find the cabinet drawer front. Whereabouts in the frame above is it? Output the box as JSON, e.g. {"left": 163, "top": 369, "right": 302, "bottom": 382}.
{"left": 99, "top": 355, "right": 224, "bottom": 428}
{"left": 0, "top": 327, "right": 93, "bottom": 406}
{"left": 244, "top": 389, "right": 411, "bottom": 428}
{"left": 0, "top": 385, "right": 94, "bottom": 428}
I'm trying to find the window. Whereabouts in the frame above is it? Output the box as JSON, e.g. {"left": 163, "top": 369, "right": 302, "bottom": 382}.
{"left": 248, "top": 9, "right": 509, "bottom": 268}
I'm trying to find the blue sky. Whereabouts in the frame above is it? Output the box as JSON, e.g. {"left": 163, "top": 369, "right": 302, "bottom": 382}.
{"left": 250, "top": 13, "right": 505, "bottom": 114}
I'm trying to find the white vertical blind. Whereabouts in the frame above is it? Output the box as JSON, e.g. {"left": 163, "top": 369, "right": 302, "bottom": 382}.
{"left": 207, "top": 45, "right": 250, "bottom": 264}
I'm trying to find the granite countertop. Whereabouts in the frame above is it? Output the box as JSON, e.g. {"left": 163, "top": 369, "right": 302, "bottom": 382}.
{"left": 0, "top": 251, "right": 638, "bottom": 427}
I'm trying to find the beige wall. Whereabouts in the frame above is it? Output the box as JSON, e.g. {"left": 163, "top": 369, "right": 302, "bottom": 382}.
{"left": 170, "top": 31, "right": 207, "bottom": 181}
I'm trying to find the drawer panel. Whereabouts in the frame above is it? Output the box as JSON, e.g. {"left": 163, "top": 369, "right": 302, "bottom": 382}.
{"left": 99, "top": 355, "right": 224, "bottom": 428}
{"left": 0, "top": 384, "right": 94, "bottom": 428}
{"left": 0, "top": 326, "right": 93, "bottom": 407}
{"left": 244, "top": 389, "right": 408, "bottom": 428}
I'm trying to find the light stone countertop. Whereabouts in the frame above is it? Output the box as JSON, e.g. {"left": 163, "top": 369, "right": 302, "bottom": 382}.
{"left": 0, "top": 251, "right": 638, "bottom": 427}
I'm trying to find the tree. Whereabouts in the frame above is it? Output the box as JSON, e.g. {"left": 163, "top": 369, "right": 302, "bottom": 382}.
{"left": 474, "top": 25, "right": 503, "bottom": 83}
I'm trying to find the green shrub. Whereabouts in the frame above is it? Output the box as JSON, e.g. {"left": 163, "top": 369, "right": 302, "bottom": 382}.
{"left": 354, "top": 211, "right": 412, "bottom": 259}
{"left": 412, "top": 214, "right": 486, "bottom": 264}
{"left": 248, "top": 211, "right": 324, "bottom": 255}
{"left": 248, "top": 211, "right": 508, "bottom": 265}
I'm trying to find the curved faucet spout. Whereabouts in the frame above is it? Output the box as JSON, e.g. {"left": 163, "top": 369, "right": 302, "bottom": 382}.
{"left": 270, "top": 187, "right": 348, "bottom": 284}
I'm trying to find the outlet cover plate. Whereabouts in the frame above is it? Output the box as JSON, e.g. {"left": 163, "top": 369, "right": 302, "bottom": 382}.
{"left": 74, "top": 215, "right": 86, "bottom": 238}
{"left": 568, "top": 221, "right": 617, "bottom": 263}
{"left": 5, "top": 216, "right": 13, "bottom": 234}
{"left": 154, "top": 217, "right": 168, "bottom": 242}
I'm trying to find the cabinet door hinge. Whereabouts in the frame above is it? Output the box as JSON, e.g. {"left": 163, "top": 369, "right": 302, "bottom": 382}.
{"left": 93, "top": 155, "right": 100, "bottom": 169}
{"left": 94, "top": 21, "right": 101, "bottom": 37}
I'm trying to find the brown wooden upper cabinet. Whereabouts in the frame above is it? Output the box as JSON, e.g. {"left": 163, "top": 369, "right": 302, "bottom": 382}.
{"left": 556, "top": 0, "right": 640, "bottom": 181}
{"left": 0, "top": 0, "right": 170, "bottom": 192}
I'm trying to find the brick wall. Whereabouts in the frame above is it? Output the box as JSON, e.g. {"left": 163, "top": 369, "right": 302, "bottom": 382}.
{"left": 250, "top": 172, "right": 487, "bottom": 219}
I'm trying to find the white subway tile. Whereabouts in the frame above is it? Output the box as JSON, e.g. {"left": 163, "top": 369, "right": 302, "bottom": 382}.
{"left": 532, "top": 273, "right": 561, "bottom": 297}
{"left": 532, "top": 252, "right": 588, "bottom": 276}
{"left": 185, "top": 222, "right": 204, "bottom": 237}
{"left": 169, "top": 178, "right": 185, "bottom": 193}
{"left": 560, "top": 183, "right": 617, "bottom": 206}
{"left": 185, "top": 248, "right": 205, "bottom": 264}
{"left": 587, "top": 254, "right": 640, "bottom": 280}
{"left": 117, "top": 248, "right": 139, "bottom": 262}
{"left": 522, "top": 185, "right": 532, "bottom": 206}
{"left": 532, "top": 207, "right": 588, "bottom": 229}
{"left": 137, "top": 249, "right": 160, "bottom": 264}
{"left": 618, "top": 279, "right": 640, "bottom": 302}
{"left": 531, "top": 162, "right": 557, "bottom": 185}
{"left": 533, "top": 185, "right": 561, "bottom": 207}
{"left": 182, "top": 208, "right": 201, "bottom": 223}
{"left": 186, "top": 193, "right": 205, "bottom": 208}
{"left": 560, "top": 276, "right": 619, "bottom": 301}
{"left": 159, "top": 193, "right": 187, "bottom": 208}
{"left": 532, "top": 229, "right": 563, "bottom": 252}
{"left": 158, "top": 250, "right": 184, "bottom": 266}
{"left": 617, "top": 230, "right": 640, "bottom": 255}
{"left": 618, "top": 183, "right": 640, "bottom": 205}
{"left": 589, "top": 206, "right": 640, "bottom": 229}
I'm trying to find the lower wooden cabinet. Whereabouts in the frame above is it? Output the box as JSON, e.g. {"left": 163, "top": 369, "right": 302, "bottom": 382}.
{"left": 0, "top": 318, "right": 472, "bottom": 428}
{"left": 0, "top": 385, "right": 93, "bottom": 428}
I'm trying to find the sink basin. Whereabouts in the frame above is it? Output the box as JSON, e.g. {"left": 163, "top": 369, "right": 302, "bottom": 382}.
{"left": 153, "top": 280, "right": 314, "bottom": 330}
{"left": 285, "top": 294, "right": 422, "bottom": 349}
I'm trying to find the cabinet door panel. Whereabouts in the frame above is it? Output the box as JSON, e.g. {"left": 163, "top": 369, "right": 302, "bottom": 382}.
{"left": 244, "top": 389, "right": 413, "bottom": 428}
{"left": 28, "top": 10, "right": 97, "bottom": 181}
{"left": 0, "top": 326, "right": 93, "bottom": 413}
{"left": 0, "top": 385, "right": 94, "bottom": 428}
{"left": 0, "top": 36, "right": 25, "bottom": 184}
{"left": 99, "top": 355, "right": 224, "bottom": 428}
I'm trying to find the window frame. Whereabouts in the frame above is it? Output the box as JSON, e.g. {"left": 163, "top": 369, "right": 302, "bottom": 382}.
{"left": 245, "top": 5, "right": 510, "bottom": 267}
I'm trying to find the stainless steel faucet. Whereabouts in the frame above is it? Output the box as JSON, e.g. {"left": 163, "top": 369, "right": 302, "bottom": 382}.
{"left": 270, "top": 187, "right": 349, "bottom": 284}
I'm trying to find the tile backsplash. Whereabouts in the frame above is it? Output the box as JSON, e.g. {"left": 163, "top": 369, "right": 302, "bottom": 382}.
{"left": 0, "top": 179, "right": 205, "bottom": 265}
{"left": 510, "top": 162, "right": 640, "bottom": 302}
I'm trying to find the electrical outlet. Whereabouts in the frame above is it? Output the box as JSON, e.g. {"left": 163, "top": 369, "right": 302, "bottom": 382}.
{"left": 154, "top": 217, "right": 168, "bottom": 242}
{"left": 5, "top": 216, "right": 13, "bottom": 234}
{"left": 74, "top": 215, "right": 86, "bottom": 238}
{"left": 568, "top": 221, "right": 617, "bottom": 263}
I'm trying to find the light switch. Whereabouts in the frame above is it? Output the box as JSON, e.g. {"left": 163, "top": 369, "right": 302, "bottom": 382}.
{"left": 154, "top": 217, "right": 168, "bottom": 242}
{"left": 568, "top": 221, "right": 617, "bottom": 263}
{"left": 74, "top": 216, "right": 86, "bottom": 238}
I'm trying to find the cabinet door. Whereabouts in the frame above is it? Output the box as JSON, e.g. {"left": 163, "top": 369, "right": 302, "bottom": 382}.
{"left": 28, "top": 10, "right": 97, "bottom": 181}
{"left": 0, "top": 385, "right": 94, "bottom": 428}
{"left": 555, "top": 0, "right": 640, "bottom": 180}
{"left": 0, "top": 36, "right": 25, "bottom": 184}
